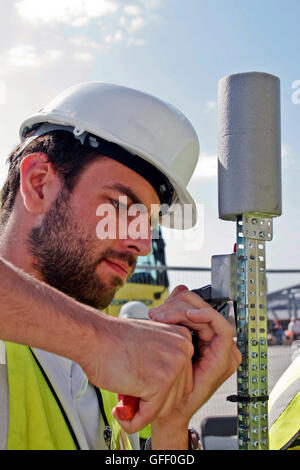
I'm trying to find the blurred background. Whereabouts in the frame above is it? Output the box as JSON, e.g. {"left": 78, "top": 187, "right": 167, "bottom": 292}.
{"left": 1, "top": 0, "right": 300, "bottom": 437}
{"left": 1, "top": 0, "right": 300, "bottom": 291}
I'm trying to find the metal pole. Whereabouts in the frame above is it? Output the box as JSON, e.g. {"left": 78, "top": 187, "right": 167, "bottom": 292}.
{"left": 217, "top": 72, "right": 282, "bottom": 450}
{"left": 235, "top": 215, "right": 270, "bottom": 449}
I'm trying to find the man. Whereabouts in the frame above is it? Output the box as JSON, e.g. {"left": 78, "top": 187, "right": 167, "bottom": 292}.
{"left": 286, "top": 317, "right": 300, "bottom": 341}
{"left": 0, "top": 82, "right": 241, "bottom": 450}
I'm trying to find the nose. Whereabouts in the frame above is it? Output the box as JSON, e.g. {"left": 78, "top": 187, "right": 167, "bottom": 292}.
{"left": 120, "top": 222, "right": 152, "bottom": 257}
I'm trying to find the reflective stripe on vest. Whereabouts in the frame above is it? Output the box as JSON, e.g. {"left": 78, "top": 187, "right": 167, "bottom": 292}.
{"left": 269, "top": 355, "right": 300, "bottom": 450}
{"left": 5, "top": 342, "right": 133, "bottom": 450}
{"left": 100, "top": 389, "right": 133, "bottom": 450}
{"left": 269, "top": 388, "right": 300, "bottom": 450}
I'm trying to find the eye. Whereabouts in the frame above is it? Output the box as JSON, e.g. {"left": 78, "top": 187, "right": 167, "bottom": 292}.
{"left": 109, "top": 198, "right": 128, "bottom": 212}
{"left": 110, "top": 198, "right": 120, "bottom": 209}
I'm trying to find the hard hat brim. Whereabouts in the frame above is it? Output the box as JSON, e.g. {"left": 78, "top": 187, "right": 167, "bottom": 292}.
{"left": 20, "top": 113, "right": 198, "bottom": 230}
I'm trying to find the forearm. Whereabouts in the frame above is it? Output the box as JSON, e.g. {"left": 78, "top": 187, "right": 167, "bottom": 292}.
{"left": 151, "top": 419, "right": 189, "bottom": 450}
{"left": 0, "top": 257, "right": 103, "bottom": 366}
{"left": 0, "top": 258, "right": 200, "bottom": 432}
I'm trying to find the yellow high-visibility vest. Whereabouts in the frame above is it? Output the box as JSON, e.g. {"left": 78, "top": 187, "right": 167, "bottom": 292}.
{"left": 5, "top": 342, "right": 132, "bottom": 450}
{"left": 269, "top": 354, "right": 300, "bottom": 450}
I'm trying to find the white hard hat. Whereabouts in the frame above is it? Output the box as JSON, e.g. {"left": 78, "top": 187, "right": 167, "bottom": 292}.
{"left": 119, "top": 301, "right": 150, "bottom": 320}
{"left": 19, "top": 82, "right": 200, "bottom": 229}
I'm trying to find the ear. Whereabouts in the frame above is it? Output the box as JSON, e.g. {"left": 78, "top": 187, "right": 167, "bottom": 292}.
{"left": 19, "top": 153, "right": 60, "bottom": 214}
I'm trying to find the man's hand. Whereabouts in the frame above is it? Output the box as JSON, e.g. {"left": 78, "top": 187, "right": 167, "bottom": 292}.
{"left": 0, "top": 256, "right": 238, "bottom": 441}
{"left": 0, "top": 258, "right": 194, "bottom": 436}
{"left": 82, "top": 307, "right": 195, "bottom": 434}
{"left": 148, "top": 285, "right": 242, "bottom": 449}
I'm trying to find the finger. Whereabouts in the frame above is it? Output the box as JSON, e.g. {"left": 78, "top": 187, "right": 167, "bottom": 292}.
{"left": 151, "top": 304, "right": 213, "bottom": 325}
{"left": 112, "top": 399, "right": 155, "bottom": 434}
{"left": 148, "top": 302, "right": 182, "bottom": 319}
{"left": 172, "top": 288, "right": 213, "bottom": 309}
{"left": 151, "top": 306, "right": 216, "bottom": 343}
{"left": 166, "top": 284, "right": 189, "bottom": 301}
{"left": 113, "top": 370, "right": 185, "bottom": 434}
{"left": 186, "top": 308, "right": 234, "bottom": 338}
{"left": 149, "top": 289, "right": 212, "bottom": 319}
{"left": 149, "top": 304, "right": 190, "bottom": 322}
{"left": 112, "top": 386, "right": 178, "bottom": 434}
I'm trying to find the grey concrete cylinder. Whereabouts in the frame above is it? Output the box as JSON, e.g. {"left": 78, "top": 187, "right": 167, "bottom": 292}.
{"left": 218, "top": 72, "right": 282, "bottom": 221}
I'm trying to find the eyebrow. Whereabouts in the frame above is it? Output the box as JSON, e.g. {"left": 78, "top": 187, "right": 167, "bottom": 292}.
{"left": 103, "top": 183, "right": 144, "bottom": 206}
{"left": 103, "top": 183, "right": 160, "bottom": 223}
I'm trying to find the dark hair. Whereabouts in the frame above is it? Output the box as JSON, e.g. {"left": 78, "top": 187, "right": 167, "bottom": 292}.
{"left": 0, "top": 131, "right": 101, "bottom": 226}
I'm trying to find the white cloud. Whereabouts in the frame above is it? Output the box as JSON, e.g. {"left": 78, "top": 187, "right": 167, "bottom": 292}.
{"left": 15, "top": 0, "right": 119, "bottom": 26}
{"left": 0, "top": 81, "right": 7, "bottom": 105}
{"left": 68, "top": 35, "right": 109, "bottom": 54}
{"left": 281, "top": 144, "right": 299, "bottom": 170}
{"left": 193, "top": 155, "right": 218, "bottom": 179}
{"left": 104, "top": 34, "right": 113, "bottom": 44}
{"left": 0, "top": 0, "right": 164, "bottom": 190}
{"left": 114, "top": 30, "right": 123, "bottom": 42}
{"left": 73, "top": 51, "right": 94, "bottom": 62}
{"left": 128, "top": 37, "right": 145, "bottom": 47}
{"left": 282, "top": 144, "right": 290, "bottom": 158}
{"left": 5, "top": 44, "right": 40, "bottom": 67}
{"left": 68, "top": 36, "right": 102, "bottom": 49}
{"left": 46, "top": 49, "right": 63, "bottom": 61}
{"left": 205, "top": 100, "right": 217, "bottom": 109}
{"left": 104, "top": 30, "right": 123, "bottom": 43}
{"left": 119, "top": 16, "right": 127, "bottom": 27}
{"left": 12, "top": 0, "right": 160, "bottom": 49}
{"left": 128, "top": 17, "right": 145, "bottom": 32}
{"left": 139, "top": 0, "right": 163, "bottom": 10}
{"left": 0, "top": 44, "right": 63, "bottom": 68}
{"left": 124, "top": 4, "right": 141, "bottom": 16}
{"left": 149, "top": 0, "right": 163, "bottom": 8}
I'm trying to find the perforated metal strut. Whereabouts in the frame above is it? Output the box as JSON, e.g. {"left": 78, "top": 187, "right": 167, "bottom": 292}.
{"left": 234, "top": 214, "right": 272, "bottom": 450}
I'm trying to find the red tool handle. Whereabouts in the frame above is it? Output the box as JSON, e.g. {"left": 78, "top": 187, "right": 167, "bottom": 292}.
{"left": 115, "top": 394, "right": 139, "bottom": 420}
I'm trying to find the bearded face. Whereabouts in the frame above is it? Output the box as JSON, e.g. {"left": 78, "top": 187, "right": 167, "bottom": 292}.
{"left": 28, "top": 187, "right": 136, "bottom": 309}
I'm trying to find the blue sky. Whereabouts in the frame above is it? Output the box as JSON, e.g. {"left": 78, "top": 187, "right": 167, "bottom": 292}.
{"left": 0, "top": 0, "right": 300, "bottom": 293}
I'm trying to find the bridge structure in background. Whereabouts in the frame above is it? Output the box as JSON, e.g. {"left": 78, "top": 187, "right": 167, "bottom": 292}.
{"left": 267, "top": 283, "right": 300, "bottom": 325}
{"left": 134, "top": 264, "right": 300, "bottom": 329}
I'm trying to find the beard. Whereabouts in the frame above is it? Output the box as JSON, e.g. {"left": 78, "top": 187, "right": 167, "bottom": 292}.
{"left": 28, "top": 187, "right": 136, "bottom": 309}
